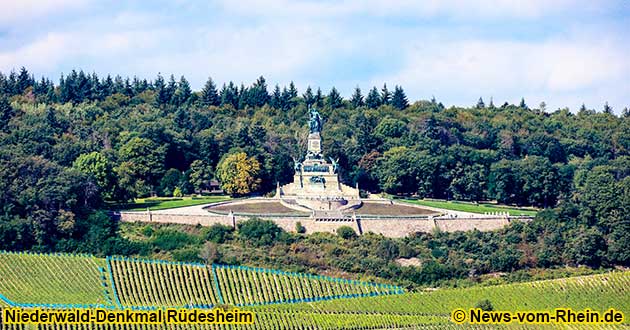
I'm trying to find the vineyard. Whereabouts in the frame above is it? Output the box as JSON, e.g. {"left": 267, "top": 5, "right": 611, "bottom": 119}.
{"left": 0, "top": 251, "right": 111, "bottom": 307}
{"left": 0, "top": 251, "right": 629, "bottom": 329}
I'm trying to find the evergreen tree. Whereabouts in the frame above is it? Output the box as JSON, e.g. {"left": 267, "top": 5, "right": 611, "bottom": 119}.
{"left": 327, "top": 87, "right": 343, "bottom": 109}
{"left": 622, "top": 107, "right": 630, "bottom": 118}
{"left": 315, "top": 87, "right": 324, "bottom": 108}
{"left": 113, "top": 75, "right": 125, "bottom": 95}
{"left": 603, "top": 102, "right": 613, "bottom": 114}
{"left": 0, "top": 72, "right": 8, "bottom": 95}
{"left": 123, "top": 77, "right": 133, "bottom": 97}
{"left": 0, "top": 96, "right": 14, "bottom": 130}
{"left": 519, "top": 97, "right": 527, "bottom": 109}
{"left": 270, "top": 84, "right": 282, "bottom": 109}
{"left": 201, "top": 76, "right": 220, "bottom": 106}
{"left": 165, "top": 74, "right": 177, "bottom": 104}
{"left": 102, "top": 75, "right": 114, "bottom": 100}
{"left": 89, "top": 73, "right": 101, "bottom": 100}
{"left": 579, "top": 103, "right": 587, "bottom": 112}
{"left": 172, "top": 76, "right": 192, "bottom": 106}
{"left": 302, "top": 86, "right": 314, "bottom": 107}
{"left": 7, "top": 70, "right": 17, "bottom": 95}
{"left": 154, "top": 74, "right": 169, "bottom": 105}
{"left": 366, "top": 86, "right": 381, "bottom": 108}
{"left": 381, "top": 83, "right": 391, "bottom": 105}
{"left": 249, "top": 76, "right": 269, "bottom": 107}
{"left": 350, "top": 86, "right": 364, "bottom": 108}
{"left": 488, "top": 97, "right": 495, "bottom": 109}
{"left": 476, "top": 97, "right": 485, "bottom": 109}
{"left": 391, "top": 85, "right": 409, "bottom": 110}
{"left": 17, "top": 67, "right": 33, "bottom": 94}
{"left": 220, "top": 82, "right": 239, "bottom": 109}
{"left": 287, "top": 81, "right": 298, "bottom": 100}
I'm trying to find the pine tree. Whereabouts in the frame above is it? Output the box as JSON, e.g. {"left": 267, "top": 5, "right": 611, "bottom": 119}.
{"left": 102, "top": 75, "right": 114, "bottom": 99}
{"left": 165, "top": 74, "right": 177, "bottom": 104}
{"left": 123, "top": 77, "right": 133, "bottom": 97}
{"left": 579, "top": 103, "right": 587, "bottom": 113}
{"left": 0, "top": 72, "right": 8, "bottom": 95}
{"left": 315, "top": 88, "right": 324, "bottom": 108}
{"left": 249, "top": 76, "right": 269, "bottom": 107}
{"left": 154, "top": 74, "right": 168, "bottom": 105}
{"left": 366, "top": 87, "right": 381, "bottom": 108}
{"left": 519, "top": 97, "right": 527, "bottom": 109}
{"left": 0, "top": 96, "right": 14, "bottom": 130}
{"left": 350, "top": 86, "right": 364, "bottom": 108}
{"left": 391, "top": 85, "right": 409, "bottom": 110}
{"left": 603, "top": 102, "right": 613, "bottom": 114}
{"left": 270, "top": 84, "right": 282, "bottom": 109}
{"left": 113, "top": 75, "right": 125, "bottom": 95}
{"left": 17, "top": 67, "right": 33, "bottom": 94}
{"left": 220, "top": 82, "right": 239, "bottom": 109}
{"left": 302, "top": 86, "right": 314, "bottom": 107}
{"left": 172, "top": 76, "right": 192, "bottom": 106}
{"left": 201, "top": 77, "right": 219, "bottom": 106}
{"left": 287, "top": 81, "right": 298, "bottom": 99}
{"left": 381, "top": 83, "right": 391, "bottom": 105}
{"left": 488, "top": 97, "right": 495, "bottom": 109}
{"left": 327, "top": 87, "right": 343, "bottom": 109}
{"left": 476, "top": 97, "right": 485, "bottom": 109}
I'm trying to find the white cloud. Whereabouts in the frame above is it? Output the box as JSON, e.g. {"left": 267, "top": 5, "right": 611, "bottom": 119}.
{"left": 0, "top": 0, "right": 89, "bottom": 25}
{"left": 216, "top": 0, "right": 603, "bottom": 20}
{"left": 376, "top": 36, "right": 629, "bottom": 111}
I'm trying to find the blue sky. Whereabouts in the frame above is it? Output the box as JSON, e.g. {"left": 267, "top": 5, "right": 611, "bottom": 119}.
{"left": 0, "top": 0, "right": 628, "bottom": 112}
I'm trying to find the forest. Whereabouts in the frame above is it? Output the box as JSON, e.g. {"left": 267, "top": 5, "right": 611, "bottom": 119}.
{"left": 0, "top": 67, "right": 628, "bottom": 284}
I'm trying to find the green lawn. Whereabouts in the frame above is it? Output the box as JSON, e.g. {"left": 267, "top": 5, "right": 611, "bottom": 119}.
{"left": 111, "top": 196, "right": 230, "bottom": 211}
{"left": 402, "top": 199, "right": 538, "bottom": 216}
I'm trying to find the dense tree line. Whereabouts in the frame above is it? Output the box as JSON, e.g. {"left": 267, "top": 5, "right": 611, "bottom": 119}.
{"left": 0, "top": 68, "right": 628, "bottom": 270}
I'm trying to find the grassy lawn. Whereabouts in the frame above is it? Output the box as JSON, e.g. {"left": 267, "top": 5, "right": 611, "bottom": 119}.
{"left": 111, "top": 196, "right": 230, "bottom": 211}
{"left": 402, "top": 199, "right": 538, "bottom": 216}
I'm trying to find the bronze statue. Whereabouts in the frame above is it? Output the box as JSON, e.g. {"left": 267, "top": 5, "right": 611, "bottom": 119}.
{"left": 309, "top": 106, "right": 322, "bottom": 134}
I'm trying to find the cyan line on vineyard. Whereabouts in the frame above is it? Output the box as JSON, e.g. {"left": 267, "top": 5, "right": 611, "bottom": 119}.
{"left": 212, "top": 264, "right": 405, "bottom": 292}
{"left": 105, "top": 256, "right": 123, "bottom": 309}
{"left": 97, "top": 266, "right": 114, "bottom": 306}
{"left": 109, "top": 255, "right": 405, "bottom": 292}
{"left": 211, "top": 264, "right": 225, "bottom": 305}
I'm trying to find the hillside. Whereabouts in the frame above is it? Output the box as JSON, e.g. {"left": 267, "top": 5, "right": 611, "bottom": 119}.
{"left": 0, "top": 251, "right": 628, "bottom": 329}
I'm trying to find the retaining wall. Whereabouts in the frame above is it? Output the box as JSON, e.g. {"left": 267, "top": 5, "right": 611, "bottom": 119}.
{"left": 115, "top": 212, "right": 526, "bottom": 238}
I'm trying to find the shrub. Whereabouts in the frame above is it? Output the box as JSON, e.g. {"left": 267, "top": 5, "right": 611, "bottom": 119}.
{"left": 203, "top": 224, "right": 234, "bottom": 243}
{"left": 475, "top": 299, "right": 494, "bottom": 311}
{"left": 237, "top": 218, "right": 283, "bottom": 246}
{"left": 172, "top": 247, "right": 201, "bottom": 262}
{"left": 295, "top": 221, "right": 306, "bottom": 234}
{"left": 151, "top": 229, "right": 199, "bottom": 251}
{"left": 141, "top": 225, "right": 154, "bottom": 237}
{"left": 336, "top": 226, "right": 357, "bottom": 239}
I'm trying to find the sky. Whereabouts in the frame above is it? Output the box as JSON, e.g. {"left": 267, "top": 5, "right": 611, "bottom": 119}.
{"left": 0, "top": 0, "right": 628, "bottom": 112}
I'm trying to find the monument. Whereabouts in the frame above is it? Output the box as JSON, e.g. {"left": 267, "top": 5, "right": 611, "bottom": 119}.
{"left": 277, "top": 107, "right": 360, "bottom": 211}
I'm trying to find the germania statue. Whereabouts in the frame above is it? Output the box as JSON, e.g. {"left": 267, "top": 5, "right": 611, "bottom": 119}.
{"left": 309, "top": 106, "right": 322, "bottom": 134}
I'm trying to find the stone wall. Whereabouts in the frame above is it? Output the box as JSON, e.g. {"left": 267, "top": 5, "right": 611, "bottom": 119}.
{"left": 115, "top": 212, "right": 526, "bottom": 238}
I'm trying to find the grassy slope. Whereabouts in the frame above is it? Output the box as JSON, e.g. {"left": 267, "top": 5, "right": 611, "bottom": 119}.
{"left": 404, "top": 199, "right": 539, "bottom": 216}
{"left": 255, "top": 271, "right": 630, "bottom": 324}
{"left": 111, "top": 196, "right": 230, "bottom": 211}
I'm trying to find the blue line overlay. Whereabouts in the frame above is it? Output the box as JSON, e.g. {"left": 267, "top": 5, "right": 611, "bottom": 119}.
{"left": 211, "top": 264, "right": 225, "bottom": 305}
{"left": 0, "top": 251, "right": 405, "bottom": 310}
{"left": 105, "top": 256, "right": 123, "bottom": 309}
